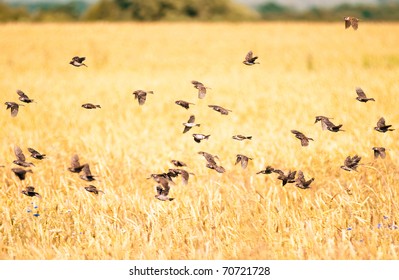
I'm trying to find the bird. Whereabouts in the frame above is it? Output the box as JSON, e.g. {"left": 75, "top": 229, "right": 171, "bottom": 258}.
{"left": 168, "top": 169, "right": 193, "bottom": 185}
{"left": 291, "top": 130, "right": 314, "bottom": 147}
{"left": 28, "top": 148, "right": 46, "bottom": 160}
{"left": 374, "top": 117, "right": 394, "bottom": 133}
{"left": 84, "top": 185, "right": 104, "bottom": 195}
{"left": 147, "top": 172, "right": 177, "bottom": 184}
{"left": 355, "top": 87, "right": 375, "bottom": 102}
{"left": 191, "top": 80, "right": 210, "bottom": 99}
{"left": 82, "top": 103, "right": 101, "bottom": 109}
{"left": 256, "top": 166, "right": 275, "bottom": 175}
{"left": 13, "top": 146, "right": 34, "bottom": 167}
{"left": 273, "top": 169, "right": 297, "bottom": 186}
{"left": 132, "top": 90, "right": 154, "bottom": 105}
{"left": 315, "top": 116, "right": 344, "bottom": 132}
{"left": 295, "top": 170, "right": 314, "bottom": 189}
{"left": 154, "top": 177, "right": 174, "bottom": 201}
{"left": 206, "top": 163, "right": 226, "bottom": 173}
{"left": 232, "top": 135, "right": 252, "bottom": 141}
{"left": 171, "top": 160, "right": 187, "bottom": 167}
{"left": 70, "top": 56, "right": 87, "bottom": 67}
{"left": 372, "top": 147, "right": 386, "bottom": 159}
{"left": 175, "top": 100, "right": 195, "bottom": 110}
{"left": 344, "top": 16, "right": 359, "bottom": 30}
{"left": 5, "top": 102, "right": 23, "bottom": 117}
{"left": 341, "top": 155, "right": 362, "bottom": 172}
{"left": 21, "top": 186, "right": 41, "bottom": 198}
{"left": 16, "top": 90, "right": 35, "bottom": 103}
{"left": 12, "top": 168, "right": 33, "bottom": 180}
{"left": 182, "top": 115, "right": 200, "bottom": 133}
{"left": 198, "top": 151, "right": 219, "bottom": 166}
{"left": 208, "top": 105, "right": 232, "bottom": 115}
{"left": 193, "top": 134, "right": 210, "bottom": 143}
{"left": 235, "top": 154, "right": 252, "bottom": 169}
{"left": 243, "top": 50, "right": 259, "bottom": 65}
{"left": 68, "top": 154, "right": 86, "bottom": 173}
{"left": 80, "top": 164, "right": 96, "bottom": 181}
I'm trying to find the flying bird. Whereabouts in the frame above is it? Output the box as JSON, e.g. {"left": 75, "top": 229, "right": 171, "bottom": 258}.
{"left": 12, "top": 168, "right": 33, "bottom": 180}
{"left": 191, "top": 80, "right": 210, "bottom": 99}
{"left": 175, "top": 100, "right": 195, "bottom": 110}
{"left": 295, "top": 171, "right": 314, "bottom": 189}
{"left": 192, "top": 133, "right": 210, "bottom": 143}
{"left": 70, "top": 56, "right": 87, "bottom": 67}
{"left": 232, "top": 135, "right": 252, "bottom": 141}
{"left": 208, "top": 105, "right": 232, "bottom": 115}
{"left": 28, "top": 148, "right": 46, "bottom": 160}
{"left": 372, "top": 147, "right": 386, "bottom": 159}
{"left": 344, "top": 16, "right": 359, "bottom": 30}
{"left": 243, "top": 50, "right": 259, "bottom": 65}
{"left": 21, "top": 186, "right": 41, "bottom": 198}
{"left": 291, "top": 130, "right": 314, "bottom": 147}
{"left": 315, "top": 116, "right": 344, "bottom": 132}
{"left": 5, "top": 102, "right": 23, "bottom": 117}
{"left": 16, "top": 90, "right": 35, "bottom": 103}
{"left": 256, "top": 166, "right": 275, "bottom": 175}
{"left": 198, "top": 151, "right": 219, "bottom": 166}
{"left": 355, "top": 87, "right": 375, "bottom": 102}
{"left": 171, "top": 160, "right": 187, "bottom": 167}
{"left": 13, "top": 146, "right": 34, "bottom": 167}
{"left": 84, "top": 185, "right": 104, "bottom": 195}
{"left": 132, "top": 90, "right": 154, "bottom": 106}
{"left": 154, "top": 177, "right": 174, "bottom": 201}
{"left": 235, "top": 154, "right": 252, "bottom": 169}
{"left": 182, "top": 115, "right": 200, "bottom": 133}
{"left": 374, "top": 117, "right": 394, "bottom": 133}
{"left": 168, "top": 169, "right": 193, "bottom": 185}
{"left": 206, "top": 163, "right": 226, "bottom": 173}
{"left": 82, "top": 103, "right": 101, "bottom": 109}
{"left": 273, "top": 169, "right": 297, "bottom": 186}
{"left": 341, "top": 155, "right": 362, "bottom": 172}
{"left": 80, "top": 164, "right": 96, "bottom": 181}
{"left": 68, "top": 154, "right": 86, "bottom": 173}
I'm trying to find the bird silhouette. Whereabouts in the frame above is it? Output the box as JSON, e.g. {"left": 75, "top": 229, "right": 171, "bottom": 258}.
{"left": 372, "top": 147, "right": 386, "bottom": 159}
{"left": 315, "top": 116, "right": 344, "bottom": 132}
{"left": 232, "top": 135, "right": 252, "bottom": 141}
{"left": 28, "top": 148, "right": 46, "bottom": 160}
{"left": 344, "top": 16, "right": 359, "bottom": 30}
{"left": 132, "top": 90, "right": 154, "bottom": 106}
{"left": 235, "top": 154, "right": 252, "bottom": 169}
{"left": 183, "top": 115, "right": 200, "bottom": 133}
{"left": 70, "top": 56, "right": 87, "bottom": 67}
{"left": 82, "top": 103, "right": 101, "bottom": 109}
{"left": 193, "top": 134, "right": 210, "bottom": 143}
{"left": 191, "top": 80, "right": 210, "bottom": 99}
{"left": 16, "top": 90, "right": 35, "bottom": 103}
{"left": 84, "top": 185, "right": 104, "bottom": 195}
{"left": 374, "top": 117, "right": 394, "bottom": 133}
{"left": 175, "top": 100, "right": 195, "bottom": 110}
{"left": 355, "top": 87, "right": 375, "bottom": 102}
{"left": 13, "top": 146, "right": 34, "bottom": 167}
{"left": 208, "top": 105, "right": 232, "bottom": 115}
{"left": 295, "top": 171, "right": 314, "bottom": 189}
{"left": 341, "top": 155, "right": 362, "bottom": 171}
{"left": 5, "top": 102, "right": 23, "bottom": 117}
{"left": 21, "top": 186, "right": 41, "bottom": 198}
{"left": 243, "top": 50, "right": 259, "bottom": 65}
{"left": 68, "top": 154, "right": 86, "bottom": 173}
{"left": 12, "top": 168, "right": 33, "bottom": 180}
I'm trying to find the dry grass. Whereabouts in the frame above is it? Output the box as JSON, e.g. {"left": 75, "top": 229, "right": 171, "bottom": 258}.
{"left": 1, "top": 22, "right": 399, "bottom": 260}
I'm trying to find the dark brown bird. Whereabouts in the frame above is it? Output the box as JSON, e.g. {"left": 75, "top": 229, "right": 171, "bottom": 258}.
{"left": 132, "top": 90, "right": 154, "bottom": 106}
{"left": 68, "top": 154, "right": 86, "bottom": 173}
{"left": 344, "top": 16, "right": 359, "bottom": 30}
{"left": 147, "top": 172, "right": 176, "bottom": 184}
{"left": 372, "top": 147, "right": 386, "bottom": 159}
{"left": 183, "top": 115, "right": 200, "bottom": 133}
{"left": 243, "top": 50, "right": 259, "bottom": 65}
{"left": 256, "top": 166, "right": 275, "bottom": 175}
{"left": 171, "top": 160, "right": 187, "bottom": 167}
{"left": 82, "top": 103, "right": 101, "bottom": 109}
{"left": 28, "top": 148, "right": 46, "bottom": 160}
{"left": 315, "top": 116, "right": 344, "bottom": 132}
{"left": 13, "top": 146, "right": 34, "bottom": 167}
{"left": 198, "top": 151, "right": 219, "bottom": 166}
{"left": 355, "top": 87, "right": 375, "bottom": 102}
{"left": 191, "top": 80, "right": 210, "bottom": 99}
{"left": 206, "top": 163, "right": 226, "bottom": 173}
{"left": 291, "top": 130, "right": 314, "bottom": 147}
{"left": 70, "top": 56, "right": 87, "bottom": 67}
{"left": 273, "top": 169, "right": 296, "bottom": 186}
{"left": 374, "top": 117, "right": 394, "bottom": 133}
{"left": 295, "top": 170, "right": 314, "bottom": 189}
{"left": 235, "top": 154, "right": 252, "bottom": 169}
{"left": 12, "top": 167, "right": 32, "bottom": 180}
{"left": 168, "top": 168, "right": 193, "bottom": 185}
{"left": 5, "top": 102, "right": 23, "bottom": 117}
{"left": 153, "top": 176, "right": 174, "bottom": 201}
{"left": 232, "top": 135, "right": 252, "bottom": 141}
{"left": 16, "top": 90, "right": 35, "bottom": 103}
{"left": 175, "top": 100, "right": 195, "bottom": 110}
{"left": 341, "top": 155, "right": 362, "bottom": 172}
{"left": 208, "top": 105, "right": 232, "bottom": 115}
{"left": 21, "top": 186, "right": 41, "bottom": 198}
{"left": 80, "top": 164, "right": 96, "bottom": 181}
{"left": 193, "top": 133, "right": 210, "bottom": 143}
{"left": 84, "top": 185, "right": 104, "bottom": 195}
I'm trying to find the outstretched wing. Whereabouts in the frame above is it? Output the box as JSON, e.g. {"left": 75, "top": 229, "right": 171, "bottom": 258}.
{"left": 14, "top": 145, "right": 26, "bottom": 161}
{"left": 377, "top": 117, "right": 386, "bottom": 128}
{"left": 356, "top": 87, "right": 367, "bottom": 99}
{"left": 344, "top": 17, "right": 351, "bottom": 29}
{"left": 16, "top": 90, "right": 28, "bottom": 98}
{"left": 187, "top": 115, "right": 195, "bottom": 124}
{"left": 71, "top": 154, "right": 80, "bottom": 169}
{"left": 245, "top": 50, "right": 253, "bottom": 62}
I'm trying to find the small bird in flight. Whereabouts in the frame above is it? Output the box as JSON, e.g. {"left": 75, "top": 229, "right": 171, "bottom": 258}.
{"left": 315, "top": 116, "right": 344, "bottom": 132}
{"left": 374, "top": 117, "right": 394, "bottom": 133}
{"left": 243, "top": 50, "right": 259, "bottom": 65}
{"left": 208, "top": 105, "right": 232, "bottom": 115}
{"left": 344, "top": 16, "right": 359, "bottom": 30}
{"left": 16, "top": 90, "right": 35, "bottom": 103}
{"left": 355, "top": 87, "right": 375, "bottom": 102}
{"left": 341, "top": 155, "right": 362, "bottom": 172}
{"left": 171, "top": 160, "right": 187, "bottom": 167}
{"left": 132, "top": 90, "right": 154, "bottom": 106}
{"left": 295, "top": 170, "right": 314, "bottom": 189}
{"left": 154, "top": 177, "right": 174, "bottom": 201}
{"left": 68, "top": 154, "right": 86, "bottom": 173}
{"left": 291, "top": 130, "right": 314, "bottom": 147}
{"left": 70, "top": 56, "right": 87, "bottom": 67}
{"left": 232, "top": 135, "right": 252, "bottom": 141}
{"left": 84, "top": 185, "right": 104, "bottom": 195}
{"left": 80, "top": 164, "right": 96, "bottom": 181}
{"left": 12, "top": 168, "right": 33, "bottom": 180}
{"left": 372, "top": 147, "right": 386, "bottom": 159}
{"left": 21, "top": 186, "right": 41, "bottom": 198}
{"left": 182, "top": 115, "right": 200, "bottom": 134}
{"left": 168, "top": 169, "right": 193, "bottom": 185}
{"left": 5, "top": 102, "right": 23, "bottom": 117}
{"left": 13, "top": 146, "right": 34, "bottom": 167}
{"left": 175, "top": 100, "right": 195, "bottom": 110}
{"left": 273, "top": 169, "right": 297, "bottom": 186}
{"left": 256, "top": 166, "right": 275, "bottom": 175}
{"left": 82, "top": 103, "right": 101, "bottom": 109}
{"left": 28, "top": 148, "right": 46, "bottom": 160}
{"left": 191, "top": 80, "right": 210, "bottom": 99}
{"left": 193, "top": 134, "right": 210, "bottom": 143}
{"left": 235, "top": 154, "right": 252, "bottom": 169}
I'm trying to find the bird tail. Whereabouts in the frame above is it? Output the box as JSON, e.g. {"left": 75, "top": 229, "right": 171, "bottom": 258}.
{"left": 96, "top": 105, "right": 101, "bottom": 108}
{"left": 205, "top": 135, "right": 211, "bottom": 139}
{"left": 247, "top": 136, "right": 252, "bottom": 140}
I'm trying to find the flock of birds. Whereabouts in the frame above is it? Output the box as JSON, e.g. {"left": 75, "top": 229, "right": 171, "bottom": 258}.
{"left": 2, "top": 16, "right": 392, "bottom": 202}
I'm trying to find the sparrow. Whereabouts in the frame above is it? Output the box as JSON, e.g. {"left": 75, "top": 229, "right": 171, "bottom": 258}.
{"left": 208, "top": 105, "right": 232, "bottom": 115}
{"left": 132, "top": 90, "right": 153, "bottom": 106}
{"left": 315, "top": 116, "right": 344, "bottom": 132}
{"left": 13, "top": 146, "right": 34, "bottom": 167}
{"left": 256, "top": 166, "right": 275, "bottom": 175}
{"left": 206, "top": 163, "right": 226, "bottom": 173}
{"left": 232, "top": 135, "right": 252, "bottom": 141}
{"left": 70, "top": 56, "right": 87, "bottom": 67}
{"left": 80, "top": 164, "right": 96, "bottom": 181}
{"left": 175, "top": 100, "right": 195, "bottom": 110}
{"left": 68, "top": 154, "right": 86, "bottom": 173}
{"left": 372, "top": 147, "right": 386, "bottom": 159}
{"left": 16, "top": 90, "right": 35, "bottom": 103}
{"left": 5, "top": 102, "right": 23, "bottom": 117}
{"left": 12, "top": 167, "right": 33, "bottom": 180}
{"left": 154, "top": 177, "right": 174, "bottom": 201}
{"left": 198, "top": 151, "right": 219, "bottom": 166}
{"left": 191, "top": 80, "right": 210, "bottom": 99}
{"left": 21, "top": 186, "right": 41, "bottom": 198}
{"left": 235, "top": 154, "right": 252, "bottom": 169}
{"left": 374, "top": 117, "right": 394, "bottom": 133}
{"left": 28, "top": 148, "right": 46, "bottom": 160}
{"left": 243, "top": 50, "right": 259, "bottom": 65}
{"left": 183, "top": 115, "right": 200, "bottom": 133}
{"left": 295, "top": 170, "right": 314, "bottom": 189}
{"left": 193, "top": 134, "right": 210, "bottom": 143}
{"left": 291, "top": 130, "right": 314, "bottom": 147}
{"left": 355, "top": 87, "right": 375, "bottom": 102}
{"left": 344, "top": 16, "right": 359, "bottom": 30}
{"left": 168, "top": 168, "right": 194, "bottom": 185}
{"left": 341, "top": 155, "right": 362, "bottom": 172}
{"left": 84, "top": 185, "right": 104, "bottom": 195}
{"left": 273, "top": 169, "right": 297, "bottom": 186}
{"left": 82, "top": 103, "right": 101, "bottom": 109}
{"left": 171, "top": 160, "right": 187, "bottom": 167}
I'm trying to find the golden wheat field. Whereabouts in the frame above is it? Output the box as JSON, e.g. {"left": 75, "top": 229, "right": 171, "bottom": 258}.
{"left": 1, "top": 22, "right": 399, "bottom": 260}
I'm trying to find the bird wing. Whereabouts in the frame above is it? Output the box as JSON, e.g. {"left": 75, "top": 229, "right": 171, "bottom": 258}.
{"left": 245, "top": 51, "right": 253, "bottom": 61}
{"left": 377, "top": 117, "right": 386, "bottom": 128}
{"left": 198, "top": 86, "right": 206, "bottom": 99}
{"left": 296, "top": 170, "right": 305, "bottom": 183}
{"left": 351, "top": 18, "right": 359, "bottom": 30}
{"left": 138, "top": 93, "right": 146, "bottom": 105}
{"left": 16, "top": 90, "right": 28, "bottom": 98}
{"left": 28, "top": 147, "right": 39, "bottom": 155}
{"left": 14, "top": 146, "right": 26, "bottom": 161}
{"left": 191, "top": 80, "right": 203, "bottom": 88}
{"left": 82, "top": 164, "right": 92, "bottom": 176}
{"left": 344, "top": 18, "right": 351, "bottom": 29}
{"left": 71, "top": 154, "right": 80, "bottom": 169}
{"left": 356, "top": 87, "right": 367, "bottom": 99}
{"left": 344, "top": 156, "right": 352, "bottom": 167}
{"left": 241, "top": 156, "right": 249, "bottom": 169}
{"left": 10, "top": 104, "right": 19, "bottom": 117}
{"left": 77, "top": 57, "right": 86, "bottom": 63}
{"left": 235, "top": 155, "right": 242, "bottom": 166}
{"left": 188, "top": 115, "right": 195, "bottom": 123}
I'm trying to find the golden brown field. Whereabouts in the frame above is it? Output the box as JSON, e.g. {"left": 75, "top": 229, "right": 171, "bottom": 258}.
{"left": 1, "top": 22, "right": 399, "bottom": 260}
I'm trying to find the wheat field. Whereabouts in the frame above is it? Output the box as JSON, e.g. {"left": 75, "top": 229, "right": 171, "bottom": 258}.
{"left": 1, "top": 22, "right": 399, "bottom": 260}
